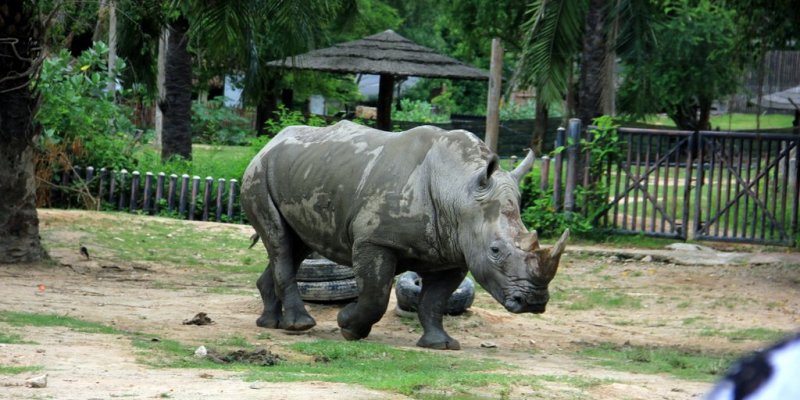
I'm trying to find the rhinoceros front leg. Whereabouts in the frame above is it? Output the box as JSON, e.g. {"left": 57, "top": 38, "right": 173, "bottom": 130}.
{"left": 415, "top": 269, "right": 467, "bottom": 350}
{"left": 337, "top": 244, "right": 396, "bottom": 341}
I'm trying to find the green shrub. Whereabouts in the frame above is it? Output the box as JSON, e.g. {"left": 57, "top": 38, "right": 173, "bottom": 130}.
{"left": 264, "top": 105, "right": 327, "bottom": 136}
{"left": 392, "top": 99, "right": 449, "bottom": 123}
{"left": 35, "top": 41, "right": 138, "bottom": 170}
{"left": 191, "top": 99, "right": 253, "bottom": 145}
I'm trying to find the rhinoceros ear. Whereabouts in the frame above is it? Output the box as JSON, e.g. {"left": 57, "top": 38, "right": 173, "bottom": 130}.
{"left": 479, "top": 155, "right": 500, "bottom": 188}
{"left": 511, "top": 150, "right": 536, "bottom": 185}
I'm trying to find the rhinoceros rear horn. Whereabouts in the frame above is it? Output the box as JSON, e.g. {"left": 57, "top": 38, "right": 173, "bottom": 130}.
{"left": 516, "top": 230, "right": 539, "bottom": 251}
{"left": 511, "top": 150, "right": 536, "bottom": 184}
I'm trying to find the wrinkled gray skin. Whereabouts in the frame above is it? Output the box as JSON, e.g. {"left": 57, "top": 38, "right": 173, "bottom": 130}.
{"left": 241, "top": 120, "right": 569, "bottom": 350}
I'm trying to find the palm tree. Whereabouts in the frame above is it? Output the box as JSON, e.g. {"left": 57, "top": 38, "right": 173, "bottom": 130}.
{"left": 155, "top": 0, "right": 358, "bottom": 158}
{"left": 0, "top": 1, "right": 48, "bottom": 263}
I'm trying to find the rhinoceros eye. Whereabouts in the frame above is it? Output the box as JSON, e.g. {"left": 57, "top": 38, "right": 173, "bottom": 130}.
{"left": 490, "top": 246, "right": 500, "bottom": 254}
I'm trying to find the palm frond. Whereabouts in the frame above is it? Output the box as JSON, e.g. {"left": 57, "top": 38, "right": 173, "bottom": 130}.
{"left": 515, "top": 0, "right": 586, "bottom": 105}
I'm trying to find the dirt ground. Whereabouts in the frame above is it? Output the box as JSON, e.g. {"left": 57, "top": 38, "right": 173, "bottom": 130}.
{"left": 1, "top": 210, "right": 799, "bottom": 399}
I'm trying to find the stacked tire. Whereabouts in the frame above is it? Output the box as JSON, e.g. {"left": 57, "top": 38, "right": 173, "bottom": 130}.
{"left": 394, "top": 271, "right": 475, "bottom": 317}
{"left": 296, "top": 258, "right": 358, "bottom": 302}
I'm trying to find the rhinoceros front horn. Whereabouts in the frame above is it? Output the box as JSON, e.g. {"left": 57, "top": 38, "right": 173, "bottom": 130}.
{"left": 531, "top": 229, "right": 570, "bottom": 276}
{"left": 511, "top": 150, "right": 536, "bottom": 184}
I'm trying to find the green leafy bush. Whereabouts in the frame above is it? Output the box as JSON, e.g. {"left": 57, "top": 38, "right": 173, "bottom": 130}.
{"left": 35, "top": 41, "right": 138, "bottom": 170}
{"left": 264, "top": 105, "right": 327, "bottom": 136}
{"left": 392, "top": 99, "right": 449, "bottom": 123}
{"left": 191, "top": 99, "right": 253, "bottom": 145}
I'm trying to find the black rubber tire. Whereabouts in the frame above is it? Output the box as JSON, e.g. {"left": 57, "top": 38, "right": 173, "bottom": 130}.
{"left": 296, "top": 258, "right": 355, "bottom": 282}
{"left": 394, "top": 271, "right": 475, "bottom": 316}
{"left": 298, "top": 278, "right": 358, "bottom": 302}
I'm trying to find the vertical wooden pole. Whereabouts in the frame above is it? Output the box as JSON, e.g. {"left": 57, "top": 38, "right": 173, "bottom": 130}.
{"left": 155, "top": 172, "right": 165, "bottom": 214}
{"left": 189, "top": 176, "right": 200, "bottom": 221}
{"left": 154, "top": 28, "right": 168, "bottom": 149}
{"left": 143, "top": 172, "right": 153, "bottom": 214}
{"left": 216, "top": 178, "right": 225, "bottom": 221}
{"left": 107, "top": 0, "right": 117, "bottom": 95}
{"left": 564, "top": 118, "right": 581, "bottom": 212}
{"left": 202, "top": 176, "right": 212, "bottom": 221}
{"left": 118, "top": 169, "right": 128, "bottom": 210}
{"left": 553, "top": 127, "right": 565, "bottom": 209}
{"left": 129, "top": 171, "right": 140, "bottom": 212}
{"left": 485, "top": 38, "right": 503, "bottom": 153}
{"left": 168, "top": 174, "right": 178, "bottom": 212}
{"left": 540, "top": 156, "right": 550, "bottom": 193}
{"left": 377, "top": 74, "right": 395, "bottom": 131}
{"left": 227, "top": 179, "right": 238, "bottom": 220}
{"left": 98, "top": 167, "right": 108, "bottom": 202}
{"left": 179, "top": 174, "right": 189, "bottom": 217}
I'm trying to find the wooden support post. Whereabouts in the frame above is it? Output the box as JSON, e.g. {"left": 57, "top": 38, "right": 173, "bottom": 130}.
{"left": 118, "top": 169, "right": 128, "bottom": 210}
{"left": 540, "top": 156, "right": 550, "bottom": 193}
{"left": 377, "top": 74, "right": 395, "bottom": 131}
{"left": 189, "top": 176, "right": 200, "bottom": 221}
{"left": 553, "top": 128, "right": 565, "bottom": 209}
{"left": 485, "top": 38, "right": 503, "bottom": 153}
{"left": 565, "top": 118, "right": 581, "bottom": 212}
{"left": 143, "top": 172, "right": 153, "bottom": 213}
{"left": 129, "top": 171, "right": 140, "bottom": 212}
{"left": 168, "top": 174, "right": 178, "bottom": 212}
{"left": 154, "top": 172, "right": 165, "bottom": 213}
{"left": 179, "top": 174, "right": 189, "bottom": 216}
{"left": 98, "top": 167, "right": 108, "bottom": 202}
{"left": 202, "top": 176, "right": 212, "bottom": 221}
{"left": 216, "top": 178, "right": 225, "bottom": 221}
{"left": 108, "top": 170, "right": 117, "bottom": 204}
{"left": 227, "top": 179, "right": 238, "bottom": 220}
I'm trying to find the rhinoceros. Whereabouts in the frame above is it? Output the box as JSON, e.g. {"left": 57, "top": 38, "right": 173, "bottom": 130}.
{"left": 241, "top": 120, "right": 568, "bottom": 350}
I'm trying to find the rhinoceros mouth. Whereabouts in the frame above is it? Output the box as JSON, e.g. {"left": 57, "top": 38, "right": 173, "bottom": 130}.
{"left": 503, "top": 297, "right": 547, "bottom": 314}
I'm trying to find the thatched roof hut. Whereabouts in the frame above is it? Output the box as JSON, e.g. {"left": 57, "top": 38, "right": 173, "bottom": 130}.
{"left": 269, "top": 30, "right": 488, "bottom": 130}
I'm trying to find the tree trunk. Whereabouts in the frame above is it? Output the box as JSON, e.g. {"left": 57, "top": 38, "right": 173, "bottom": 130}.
{"left": 377, "top": 74, "right": 395, "bottom": 131}
{"left": 577, "top": 0, "right": 606, "bottom": 127}
{"left": 531, "top": 100, "right": 548, "bottom": 155}
{"left": 160, "top": 16, "right": 193, "bottom": 161}
{"left": 0, "top": 2, "right": 47, "bottom": 263}
{"left": 255, "top": 93, "right": 278, "bottom": 136}
{"left": 281, "top": 88, "right": 294, "bottom": 110}
{"left": 256, "top": 79, "right": 288, "bottom": 136}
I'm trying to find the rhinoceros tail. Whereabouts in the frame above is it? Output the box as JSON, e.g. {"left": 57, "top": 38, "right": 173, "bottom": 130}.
{"left": 248, "top": 233, "right": 260, "bottom": 249}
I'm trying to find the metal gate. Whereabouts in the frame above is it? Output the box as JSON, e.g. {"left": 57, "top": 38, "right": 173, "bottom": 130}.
{"left": 597, "top": 128, "right": 694, "bottom": 240}
{"left": 595, "top": 128, "right": 800, "bottom": 245}
{"left": 693, "top": 131, "right": 800, "bottom": 245}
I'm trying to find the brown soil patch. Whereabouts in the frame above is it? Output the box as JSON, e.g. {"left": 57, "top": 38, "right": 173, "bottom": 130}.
{"left": 1, "top": 209, "right": 799, "bottom": 399}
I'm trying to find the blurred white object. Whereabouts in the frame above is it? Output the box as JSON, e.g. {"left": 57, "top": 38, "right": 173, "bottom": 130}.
{"left": 707, "top": 334, "right": 800, "bottom": 400}
{"left": 194, "top": 345, "right": 207, "bottom": 358}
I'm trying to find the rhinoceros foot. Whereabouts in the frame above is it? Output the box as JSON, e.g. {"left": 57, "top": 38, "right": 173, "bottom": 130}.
{"left": 256, "top": 315, "right": 280, "bottom": 329}
{"left": 278, "top": 313, "right": 316, "bottom": 331}
{"left": 417, "top": 333, "right": 461, "bottom": 350}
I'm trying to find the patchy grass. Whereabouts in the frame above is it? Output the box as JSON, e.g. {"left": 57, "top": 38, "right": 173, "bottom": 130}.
{"left": 0, "top": 365, "right": 43, "bottom": 375}
{"left": 246, "top": 340, "right": 519, "bottom": 396}
{"left": 0, "top": 331, "right": 35, "bottom": 344}
{"left": 0, "top": 311, "right": 123, "bottom": 335}
{"left": 577, "top": 342, "right": 736, "bottom": 382}
{"left": 699, "top": 327, "right": 789, "bottom": 342}
{"left": 631, "top": 113, "right": 795, "bottom": 131}
{"left": 554, "top": 289, "right": 643, "bottom": 311}
{"left": 40, "top": 211, "right": 262, "bottom": 276}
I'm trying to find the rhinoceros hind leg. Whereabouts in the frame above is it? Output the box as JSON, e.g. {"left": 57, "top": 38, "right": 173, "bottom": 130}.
{"left": 414, "top": 269, "right": 466, "bottom": 350}
{"left": 255, "top": 262, "right": 281, "bottom": 328}
{"left": 337, "top": 244, "right": 396, "bottom": 340}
